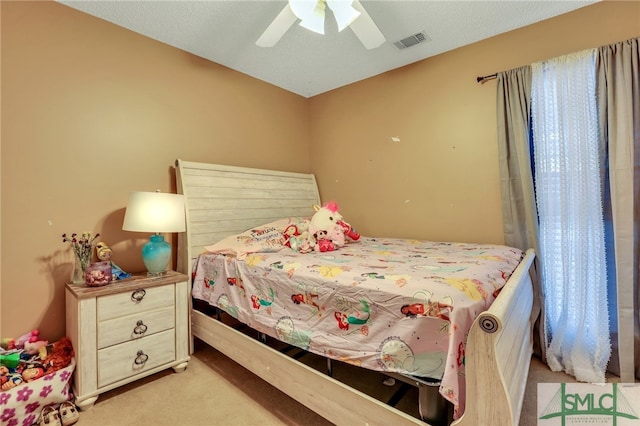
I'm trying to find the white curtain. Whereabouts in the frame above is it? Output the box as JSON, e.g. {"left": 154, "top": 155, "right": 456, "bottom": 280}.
{"left": 531, "top": 49, "right": 611, "bottom": 383}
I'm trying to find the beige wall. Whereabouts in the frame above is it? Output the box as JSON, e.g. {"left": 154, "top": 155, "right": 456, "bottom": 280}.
{"left": 1, "top": 0, "right": 638, "bottom": 341}
{"left": 309, "top": 0, "right": 639, "bottom": 242}
{"left": 1, "top": 0, "right": 310, "bottom": 339}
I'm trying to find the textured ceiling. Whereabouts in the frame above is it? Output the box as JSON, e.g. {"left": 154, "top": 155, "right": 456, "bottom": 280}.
{"left": 57, "top": 0, "right": 598, "bottom": 98}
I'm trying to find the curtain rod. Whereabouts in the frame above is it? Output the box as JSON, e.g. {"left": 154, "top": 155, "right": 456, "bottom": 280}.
{"left": 476, "top": 73, "right": 497, "bottom": 83}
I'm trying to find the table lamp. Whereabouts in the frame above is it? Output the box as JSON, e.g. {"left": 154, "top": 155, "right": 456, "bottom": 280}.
{"left": 122, "top": 191, "right": 186, "bottom": 276}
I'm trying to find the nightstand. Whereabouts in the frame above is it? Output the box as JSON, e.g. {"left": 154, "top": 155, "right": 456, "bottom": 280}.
{"left": 65, "top": 271, "right": 190, "bottom": 410}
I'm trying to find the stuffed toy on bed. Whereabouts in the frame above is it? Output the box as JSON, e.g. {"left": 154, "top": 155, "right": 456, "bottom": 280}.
{"left": 308, "top": 202, "right": 360, "bottom": 252}
{"left": 283, "top": 220, "right": 315, "bottom": 253}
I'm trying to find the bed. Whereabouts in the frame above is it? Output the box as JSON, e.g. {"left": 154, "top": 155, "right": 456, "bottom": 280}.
{"left": 175, "top": 159, "right": 536, "bottom": 426}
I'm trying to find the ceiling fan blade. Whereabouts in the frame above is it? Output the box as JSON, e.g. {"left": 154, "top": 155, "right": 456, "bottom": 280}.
{"left": 256, "top": 4, "right": 298, "bottom": 47}
{"left": 349, "top": 0, "right": 385, "bottom": 50}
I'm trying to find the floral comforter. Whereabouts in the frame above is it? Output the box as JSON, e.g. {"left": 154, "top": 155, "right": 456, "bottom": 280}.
{"left": 191, "top": 236, "right": 523, "bottom": 418}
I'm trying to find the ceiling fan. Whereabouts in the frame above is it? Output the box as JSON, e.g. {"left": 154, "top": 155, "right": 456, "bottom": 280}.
{"left": 256, "top": 0, "right": 385, "bottom": 50}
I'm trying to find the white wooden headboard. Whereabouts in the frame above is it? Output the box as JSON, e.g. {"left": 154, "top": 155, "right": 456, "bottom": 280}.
{"left": 174, "top": 159, "right": 321, "bottom": 276}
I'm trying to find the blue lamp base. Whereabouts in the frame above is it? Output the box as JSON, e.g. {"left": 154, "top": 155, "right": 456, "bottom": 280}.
{"left": 142, "top": 234, "right": 171, "bottom": 276}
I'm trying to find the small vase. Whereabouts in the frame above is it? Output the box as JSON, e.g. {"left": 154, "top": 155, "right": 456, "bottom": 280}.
{"left": 71, "top": 255, "right": 89, "bottom": 284}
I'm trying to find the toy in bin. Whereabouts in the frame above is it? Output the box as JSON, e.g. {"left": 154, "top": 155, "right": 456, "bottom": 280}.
{"left": 0, "top": 336, "right": 77, "bottom": 426}
{"left": 1, "top": 330, "right": 48, "bottom": 355}
{"left": 0, "top": 353, "right": 19, "bottom": 369}
{"left": 1, "top": 329, "right": 50, "bottom": 371}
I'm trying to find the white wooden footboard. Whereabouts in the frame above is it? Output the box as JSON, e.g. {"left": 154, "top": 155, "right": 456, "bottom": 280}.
{"left": 192, "top": 309, "right": 424, "bottom": 425}
{"left": 452, "top": 249, "right": 535, "bottom": 426}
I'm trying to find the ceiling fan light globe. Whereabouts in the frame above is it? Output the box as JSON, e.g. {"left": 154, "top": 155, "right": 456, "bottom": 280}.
{"left": 327, "top": 0, "right": 360, "bottom": 32}
{"left": 299, "top": 14, "right": 325, "bottom": 34}
{"left": 290, "top": 0, "right": 325, "bottom": 34}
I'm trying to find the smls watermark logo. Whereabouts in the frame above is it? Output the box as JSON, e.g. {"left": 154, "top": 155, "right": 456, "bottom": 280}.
{"left": 538, "top": 383, "right": 640, "bottom": 425}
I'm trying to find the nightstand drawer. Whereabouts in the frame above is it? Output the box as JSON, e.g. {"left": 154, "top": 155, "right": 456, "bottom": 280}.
{"left": 97, "top": 305, "right": 175, "bottom": 349}
{"left": 97, "top": 284, "right": 174, "bottom": 321}
{"left": 97, "top": 329, "right": 176, "bottom": 388}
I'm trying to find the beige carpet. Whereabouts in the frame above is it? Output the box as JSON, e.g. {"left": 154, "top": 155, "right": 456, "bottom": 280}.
{"left": 74, "top": 340, "right": 598, "bottom": 426}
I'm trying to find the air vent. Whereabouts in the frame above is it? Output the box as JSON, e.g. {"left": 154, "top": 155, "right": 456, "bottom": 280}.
{"left": 393, "top": 31, "right": 431, "bottom": 50}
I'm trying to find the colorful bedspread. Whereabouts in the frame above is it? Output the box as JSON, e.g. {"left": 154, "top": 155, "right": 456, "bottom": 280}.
{"left": 191, "top": 236, "right": 523, "bottom": 417}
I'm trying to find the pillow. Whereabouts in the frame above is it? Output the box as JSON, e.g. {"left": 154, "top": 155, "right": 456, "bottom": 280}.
{"left": 204, "top": 218, "right": 299, "bottom": 260}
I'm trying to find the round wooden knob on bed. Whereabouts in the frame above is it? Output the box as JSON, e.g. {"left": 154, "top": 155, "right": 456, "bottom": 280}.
{"left": 479, "top": 314, "right": 501, "bottom": 333}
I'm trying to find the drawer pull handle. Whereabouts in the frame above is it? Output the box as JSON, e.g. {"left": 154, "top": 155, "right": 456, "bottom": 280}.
{"left": 134, "top": 350, "right": 149, "bottom": 365}
{"left": 133, "top": 321, "right": 148, "bottom": 335}
{"left": 131, "top": 289, "right": 146, "bottom": 302}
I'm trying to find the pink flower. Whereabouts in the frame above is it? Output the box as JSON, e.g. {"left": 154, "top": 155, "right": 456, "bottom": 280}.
{"left": 1, "top": 407, "right": 16, "bottom": 422}
{"left": 25, "top": 402, "right": 40, "bottom": 414}
{"left": 22, "top": 414, "right": 36, "bottom": 426}
{"left": 39, "top": 385, "right": 52, "bottom": 398}
{"left": 16, "top": 387, "right": 33, "bottom": 402}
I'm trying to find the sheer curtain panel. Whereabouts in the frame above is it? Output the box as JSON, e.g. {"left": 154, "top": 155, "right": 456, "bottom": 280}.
{"left": 532, "top": 49, "right": 611, "bottom": 383}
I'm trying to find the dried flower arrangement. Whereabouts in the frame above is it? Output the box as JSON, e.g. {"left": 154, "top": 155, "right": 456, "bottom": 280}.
{"left": 62, "top": 232, "right": 100, "bottom": 275}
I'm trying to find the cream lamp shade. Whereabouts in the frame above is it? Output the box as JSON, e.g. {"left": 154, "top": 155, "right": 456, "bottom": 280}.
{"left": 122, "top": 191, "right": 186, "bottom": 275}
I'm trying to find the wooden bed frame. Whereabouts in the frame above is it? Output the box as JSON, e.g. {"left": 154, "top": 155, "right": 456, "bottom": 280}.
{"left": 175, "top": 159, "right": 535, "bottom": 426}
